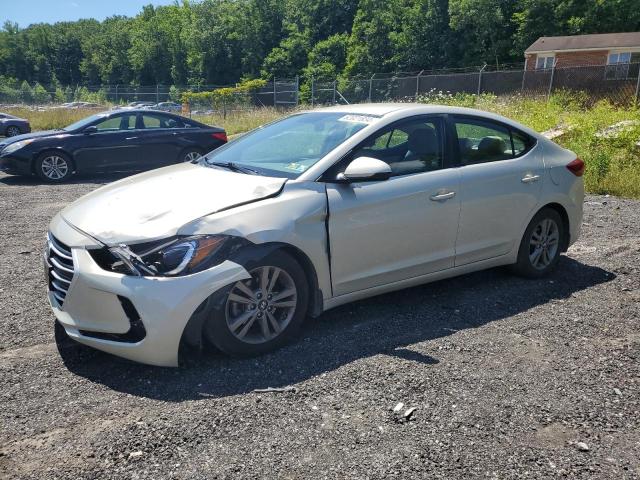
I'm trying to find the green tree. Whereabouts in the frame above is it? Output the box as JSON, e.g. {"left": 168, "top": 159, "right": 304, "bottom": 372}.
{"left": 344, "top": 0, "right": 408, "bottom": 76}
{"left": 261, "top": 27, "right": 309, "bottom": 78}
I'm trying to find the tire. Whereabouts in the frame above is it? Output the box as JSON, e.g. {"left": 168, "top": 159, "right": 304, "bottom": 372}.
{"left": 203, "top": 249, "right": 309, "bottom": 356}
{"left": 5, "top": 126, "right": 21, "bottom": 137}
{"left": 35, "top": 151, "right": 73, "bottom": 182}
{"left": 511, "top": 208, "right": 564, "bottom": 278}
{"left": 180, "top": 148, "right": 202, "bottom": 163}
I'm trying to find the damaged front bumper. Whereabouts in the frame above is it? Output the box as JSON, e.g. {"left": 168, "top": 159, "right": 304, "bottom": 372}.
{"left": 46, "top": 216, "right": 250, "bottom": 367}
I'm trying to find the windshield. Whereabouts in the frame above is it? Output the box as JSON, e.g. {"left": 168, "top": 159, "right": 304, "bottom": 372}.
{"left": 63, "top": 113, "right": 108, "bottom": 132}
{"left": 200, "top": 112, "right": 378, "bottom": 178}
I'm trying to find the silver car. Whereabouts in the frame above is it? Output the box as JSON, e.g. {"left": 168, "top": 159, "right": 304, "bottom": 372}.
{"left": 46, "top": 104, "right": 584, "bottom": 366}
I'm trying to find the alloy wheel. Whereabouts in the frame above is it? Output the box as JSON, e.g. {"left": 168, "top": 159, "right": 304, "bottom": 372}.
{"left": 40, "top": 155, "right": 69, "bottom": 180}
{"left": 184, "top": 151, "right": 201, "bottom": 162}
{"left": 528, "top": 218, "right": 559, "bottom": 270}
{"left": 225, "top": 266, "right": 298, "bottom": 344}
{"left": 6, "top": 126, "right": 21, "bottom": 137}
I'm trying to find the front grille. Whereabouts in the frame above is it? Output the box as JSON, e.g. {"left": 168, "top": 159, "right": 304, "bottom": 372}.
{"left": 46, "top": 233, "right": 75, "bottom": 306}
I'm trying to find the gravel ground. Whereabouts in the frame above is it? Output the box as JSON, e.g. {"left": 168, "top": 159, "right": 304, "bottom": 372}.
{"left": 0, "top": 172, "right": 638, "bottom": 479}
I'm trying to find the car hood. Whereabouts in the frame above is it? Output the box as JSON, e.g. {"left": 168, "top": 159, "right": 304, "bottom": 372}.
{"left": 0, "top": 129, "right": 61, "bottom": 147}
{"left": 60, "top": 163, "right": 287, "bottom": 245}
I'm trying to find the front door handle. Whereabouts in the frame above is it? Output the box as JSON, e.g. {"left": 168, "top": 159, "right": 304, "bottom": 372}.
{"left": 430, "top": 191, "right": 456, "bottom": 202}
{"left": 521, "top": 174, "right": 540, "bottom": 183}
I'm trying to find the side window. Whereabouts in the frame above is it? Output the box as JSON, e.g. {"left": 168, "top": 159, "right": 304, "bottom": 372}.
{"left": 164, "top": 117, "right": 183, "bottom": 128}
{"left": 351, "top": 117, "right": 445, "bottom": 177}
{"left": 370, "top": 131, "right": 392, "bottom": 150}
{"left": 512, "top": 130, "right": 530, "bottom": 156}
{"left": 388, "top": 129, "right": 409, "bottom": 148}
{"left": 454, "top": 119, "right": 513, "bottom": 164}
{"left": 141, "top": 114, "right": 163, "bottom": 129}
{"left": 94, "top": 114, "right": 135, "bottom": 132}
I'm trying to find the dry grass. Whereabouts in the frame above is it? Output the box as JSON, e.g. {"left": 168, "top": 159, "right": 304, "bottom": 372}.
{"left": 4, "top": 107, "right": 102, "bottom": 132}
{"left": 191, "top": 107, "right": 287, "bottom": 136}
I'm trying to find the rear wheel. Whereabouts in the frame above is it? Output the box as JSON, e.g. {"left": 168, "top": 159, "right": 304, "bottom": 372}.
{"left": 203, "top": 250, "right": 308, "bottom": 356}
{"left": 181, "top": 148, "right": 202, "bottom": 163}
{"left": 5, "top": 126, "right": 21, "bottom": 137}
{"left": 35, "top": 152, "right": 73, "bottom": 182}
{"left": 511, "top": 208, "right": 564, "bottom": 278}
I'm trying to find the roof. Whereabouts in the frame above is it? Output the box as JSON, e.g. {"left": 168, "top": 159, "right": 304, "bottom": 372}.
{"left": 310, "top": 103, "right": 409, "bottom": 115}
{"left": 525, "top": 32, "right": 640, "bottom": 54}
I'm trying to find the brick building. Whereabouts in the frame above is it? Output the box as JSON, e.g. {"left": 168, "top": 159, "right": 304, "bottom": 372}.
{"left": 524, "top": 32, "right": 640, "bottom": 79}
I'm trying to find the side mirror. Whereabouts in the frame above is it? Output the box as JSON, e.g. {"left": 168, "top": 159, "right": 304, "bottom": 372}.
{"left": 83, "top": 125, "right": 98, "bottom": 134}
{"left": 337, "top": 157, "right": 392, "bottom": 183}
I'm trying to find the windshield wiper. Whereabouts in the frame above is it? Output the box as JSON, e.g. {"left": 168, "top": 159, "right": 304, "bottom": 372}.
{"left": 206, "top": 160, "right": 259, "bottom": 175}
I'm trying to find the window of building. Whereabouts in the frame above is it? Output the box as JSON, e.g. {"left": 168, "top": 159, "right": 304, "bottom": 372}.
{"left": 535, "top": 55, "right": 555, "bottom": 70}
{"left": 606, "top": 51, "right": 640, "bottom": 79}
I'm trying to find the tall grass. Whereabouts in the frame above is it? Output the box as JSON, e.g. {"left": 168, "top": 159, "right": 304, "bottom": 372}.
{"left": 4, "top": 107, "right": 100, "bottom": 132}
{"left": 191, "top": 108, "right": 284, "bottom": 136}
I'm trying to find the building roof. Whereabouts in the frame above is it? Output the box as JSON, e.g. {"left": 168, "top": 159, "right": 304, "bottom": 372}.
{"left": 525, "top": 32, "right": 640, "bottom": 54}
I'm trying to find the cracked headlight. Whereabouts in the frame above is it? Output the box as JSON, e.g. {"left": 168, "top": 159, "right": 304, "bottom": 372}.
{"left": 91, "top": 235, "right": 248, "bottom": 277}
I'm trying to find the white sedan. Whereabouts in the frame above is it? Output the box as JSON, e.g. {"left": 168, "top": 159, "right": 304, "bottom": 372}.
{"left": 46, "top": 104, "right": 584, "bottom": 366}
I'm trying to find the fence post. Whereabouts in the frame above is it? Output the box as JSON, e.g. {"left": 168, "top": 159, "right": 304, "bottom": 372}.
{"left": 477, "top": 63, "right": 487, "bottom": 96}
{"left": 547, "top": 59, "right": 557, "bottom": 100}
{"left": 635, "top": 68, "right": 640, "bottom": 105}
{"left": 295, "top": 75, "right": 299, "bottom": 106}
{"left": 273, "top": 77, "right": 277, "bottom": 107}
{"left": 311, "top": 76, "right": 315, "bottom": 107}
{"left": 333, "top": 80, "right": 337, "bottom": 104}
{"left": 415, "top": 70, "right": 424, "bottom": 100}
{"left": 368, "top": 73, "right": 375, "bottom": 103}
{"left": 156, "top": 84, "right": 159, "bottom": 103}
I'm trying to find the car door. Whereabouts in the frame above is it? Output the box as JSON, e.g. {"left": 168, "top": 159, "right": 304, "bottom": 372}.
{"left": 134, "top": 112, "right": 184, "bottom": 167}
{"left": 73, "top": 113, "right": 139, "bottom": 172}
{"left": 451, "top": 115, "right": 543, "bottom": 266}
{"left": 324, "top": 116, "right": 461, "bottom": 296}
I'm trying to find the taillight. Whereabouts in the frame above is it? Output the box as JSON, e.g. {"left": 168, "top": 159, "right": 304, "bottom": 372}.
{"left": 566, "top": 157, "right": 585, "bottom": 177}
{"left": 211, "top": 132, "right": 228, "bottom": 143}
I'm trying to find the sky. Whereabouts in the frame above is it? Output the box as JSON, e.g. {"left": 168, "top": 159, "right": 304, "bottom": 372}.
{"left": 0, "top": 0, "right": 177, "bottom": 27}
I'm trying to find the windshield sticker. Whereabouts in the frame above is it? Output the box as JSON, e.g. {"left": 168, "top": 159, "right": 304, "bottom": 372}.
{"left": 338, "top": 114, "right": 377, "bottom": 124}
{"left": 285, "top": 162, "right": 307, "bottom": 172}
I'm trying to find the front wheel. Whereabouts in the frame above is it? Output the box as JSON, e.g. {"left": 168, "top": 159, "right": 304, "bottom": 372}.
{"left": 511, "top": 208, "right": 564, "bottom": 278}
{"left": 203, "top": 250, "right": 309, "bottom": 356}
{"left": 35, "top": 152, "right": 73, "bottom": 182}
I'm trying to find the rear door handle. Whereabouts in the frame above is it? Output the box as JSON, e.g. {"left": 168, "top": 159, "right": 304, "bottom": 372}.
{"left": 521, "top": 174, "right": 540, "bottom": 183}
{"left": 430, "top": 191, "right": 456, "bottom": 202}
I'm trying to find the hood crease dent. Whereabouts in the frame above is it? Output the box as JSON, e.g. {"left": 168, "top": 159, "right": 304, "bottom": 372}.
{"left": 60, "top": 163, "right": 287, "bottom": 245}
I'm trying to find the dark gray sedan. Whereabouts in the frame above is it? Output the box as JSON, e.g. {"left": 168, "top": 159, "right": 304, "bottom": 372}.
{"left": 0, "top": 112, "right": 31, "bottom": 137}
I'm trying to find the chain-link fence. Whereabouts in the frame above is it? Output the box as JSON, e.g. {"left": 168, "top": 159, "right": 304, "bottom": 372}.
{"left": 311, "top": 63, "right": 640, "bottom": 106}
{"left": 2, "top": 64, "right": 639, "bottom": 111}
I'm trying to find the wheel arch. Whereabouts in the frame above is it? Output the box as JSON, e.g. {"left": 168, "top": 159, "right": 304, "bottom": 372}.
{"left": 537, "top": 202, "right": 571, "bottom": 252}
{"left": 178, "top": 241, "right": 324, "bottom": 365}
{"left": 31, "top": 148, "right": 76, "bottom": 175}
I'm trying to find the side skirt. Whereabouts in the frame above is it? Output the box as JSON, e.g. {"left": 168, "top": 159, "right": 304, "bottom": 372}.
{"left": 322, "top": 253, "right": 514, "bottom": 312}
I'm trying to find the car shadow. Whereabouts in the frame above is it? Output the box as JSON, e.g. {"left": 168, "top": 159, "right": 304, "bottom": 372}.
{"left": 0, "top": 171, "right": 137, "bottom": 186}
{"left": 57, "top": 256, "right": 614, "bottom": 401}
